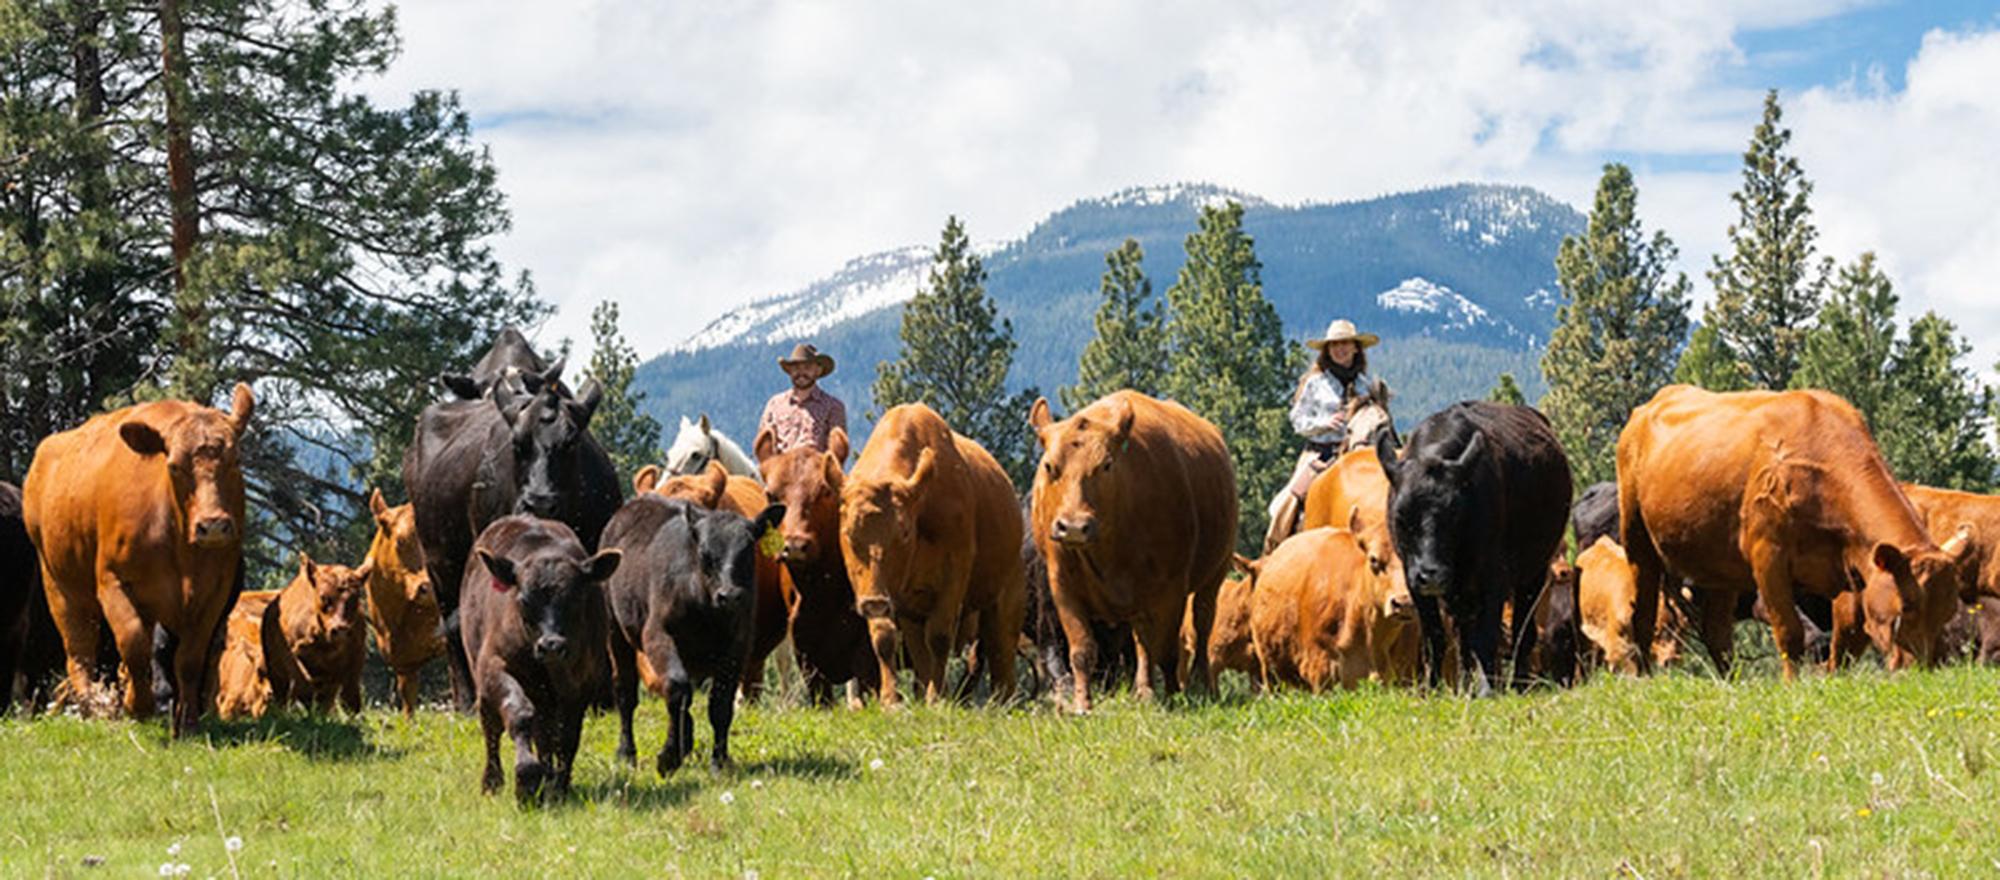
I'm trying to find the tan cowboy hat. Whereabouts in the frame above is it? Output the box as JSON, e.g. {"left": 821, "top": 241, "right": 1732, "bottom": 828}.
{"left": 1305, "top": 319, "right": 1379, "bottom": 350}
{"left": 777, "top": 342, "right": 836, "bottom": 376}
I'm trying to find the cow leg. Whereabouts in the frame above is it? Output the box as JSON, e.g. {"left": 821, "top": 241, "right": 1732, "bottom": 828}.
{"left": 1055, "top": 604, "right": 1098, "bottom": 714}
{"left": 44, "top": 571, "right": 104, "bottom": 709}
{"left": 907, "top": 615, "right": 951, "bottom": 705}
{"left": 1746, "top": 546, "right": 1805, "bottom": 680}
{"left": 1186, "top": 580, "right": 1218, "bottom": 697}
{"left": 477, "top": 693, "right": 505, "bottom": 795}
{"left": 1620, "top": 500, "right": 1664, "bottom": 675}
{"left": 340, "top": 671, "right": 362, "bottom": 715}
{"left": 978, "top": 591, "right": 1024, "bottom": 706}
{"left": 1506, "top": 573, "right": 1542, "bottom": 691}
{"left": 737, "top": 652, "right": 767, "bottom": 707}
{"left": 1826, "top": 591, "right": 1868, "bottom": 672}
{"left": 708, "top": 670, "right": 739, "bottom": 772}
{"left": 1412, "top": 594, "right": 1449, "bottom": 689}
{"left": 1694, "top": 589, "right": 1738, "bottom": 676}
{"left": 659, "top": 672, "right": 693, "bottom": 777}
{"left": 551, "top": 698, "right": 585, "bottom": 800}
{"left": 608, "top": 627, "right": 641, "bottom": 767}
{"left": 95, "top": 583, "right": 157, "bottom": 720}
{"left": 1461, "top": 594, "right": 1501, "bottom": 697}
{"left": 865, "top": 618, "right": 903, "bottom": 708}
{"left": 395, "top": 669, "right": 421, "bottom": 718}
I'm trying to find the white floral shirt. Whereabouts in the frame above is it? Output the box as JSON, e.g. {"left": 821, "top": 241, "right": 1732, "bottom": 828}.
{"left": 1288, "top": 371, "right": 1372, "bottom": 446}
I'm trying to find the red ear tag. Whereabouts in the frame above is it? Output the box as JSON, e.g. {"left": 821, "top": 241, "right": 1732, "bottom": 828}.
{"left": 489, "top": 576, "right": 508, "bottom": 593}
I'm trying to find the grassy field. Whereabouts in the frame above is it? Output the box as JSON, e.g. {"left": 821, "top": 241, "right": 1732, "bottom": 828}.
{"left": 3, "top": 665, "right": 1997, "bottom": 878}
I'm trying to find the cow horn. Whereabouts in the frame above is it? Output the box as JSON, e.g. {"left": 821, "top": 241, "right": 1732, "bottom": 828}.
{"left": 1451, "top": 431, "right": 1483, "bottom": 469}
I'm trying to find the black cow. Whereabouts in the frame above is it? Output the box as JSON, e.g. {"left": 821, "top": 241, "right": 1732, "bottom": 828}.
{"left": 1531, "top": 554, "right": 1581, "bottom": 686}
{"left": 1377, "top": 401, "right": 1572, "bottom": 694}
{"left": 1571, "top": 481, "right": 1618, "bottom": 552}
{"left": 462, "top": 515, "right": 620, "bottom": 804}
{"left": 2, "top": 482, "right": 58, "bottom": 712}
{"left": 440, "top": 326, "right": 558, "bottom": 401}
{"left": 602, "top": 495, "right": 784, "bottom": 775}
{"left": 406, "top": 356, "right": 622, "bottom": 709}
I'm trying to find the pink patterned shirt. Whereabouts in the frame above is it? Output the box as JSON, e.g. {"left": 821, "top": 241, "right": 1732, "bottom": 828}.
{"left": 758, "top": 385, "right": 848, "bottom": 457}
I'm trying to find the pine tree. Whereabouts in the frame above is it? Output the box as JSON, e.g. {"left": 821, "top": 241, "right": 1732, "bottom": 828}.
{"left": 587, "top": 301, "right": 662, "bottom": 494}
{"left": 1540, "top": 163, "right": 1693, "bottom": 486}
{"left": 1673, "top": 324, "right": 1751, "bottom": 392}
{"left": 1061, "top": 238, "right": 1165, "bottom": 412}
{"left": 1875, "top": 313, "right": 1997, "bottom": 491}
{"left": 1791, "top": 253, "right": 1898, "bottom": 424}
{"left": 1702, "top": 89, "right": 1828, "bottom": 390}
{"left": 0, "top": 1, "right": 541, "bottom": 572}
{"left": 1488, "top": 373, "right": 1526, "bottom": 406}
{"left": 874, "top": 216, "right": 1040, "bottom": 486}
{"left": 1161, "top": 201, "right": 1299, "bottom": 552}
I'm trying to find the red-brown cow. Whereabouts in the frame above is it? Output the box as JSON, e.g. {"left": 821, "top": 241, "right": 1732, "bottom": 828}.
{"left": 364, "top": 490, "right": 443, "bottom": 717}
{"left": 755, "top": 427, "right": 878, "bottom": 707}
{"left": 1244, "top": 522, "right": 1416, "bottom": 691}
{"left": 1030, "top": 391, "right": 1237, "bottom": 711}
{"left": 1180, "top": 573, "right": 1257, "bottom": 687}
{"left": 213, "top": 590, "right": 277, "bottom": 721}
{"left": 842, "top": 404, "right": 1025, "bottom": 707}
{"left": 634, "top": 460, "right": 788, "bottom": 702}
{"left": 22, "top": 384, "right": 254, "bottom": 734}
{"left": 262, "top": 554, "right": 370, "bottom": 713}
{"left": 1618, "top": 386, "right": 1971, "bottom": 677}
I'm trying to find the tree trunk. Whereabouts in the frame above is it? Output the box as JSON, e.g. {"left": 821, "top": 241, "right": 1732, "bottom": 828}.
{"left": 160, "top": 0, "right": 207, "bottom": 396}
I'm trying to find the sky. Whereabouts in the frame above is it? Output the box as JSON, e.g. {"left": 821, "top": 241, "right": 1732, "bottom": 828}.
{"left": 360, "top": 1, "right": 2000, "bottom": 373}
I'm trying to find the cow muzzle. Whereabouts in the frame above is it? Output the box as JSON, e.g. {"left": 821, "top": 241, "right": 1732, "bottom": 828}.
{"left": 1407, "top": 566, "right": 1447, "bottom": 598}
{"left": 1050, "top": 516, "right": 1098, "bottom": 547}
{"left": 856, "top": 595, "right": 894, "bottom": 620}
{"left": 781, "top": 536, "right": 814, "bottom": 561}
{"left": 533, "top": 633, "right": 571, "bottom": 661}
{"left": 518, "top": 492, "right": 561, "bottom": 518}
{"left": 193, "top": 514, "right": 237, "bottom": 547}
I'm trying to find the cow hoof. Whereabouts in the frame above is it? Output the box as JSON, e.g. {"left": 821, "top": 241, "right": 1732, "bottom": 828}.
{"left": 615, "top": 745, "right": 636, "bottom": 767}
{"left": 515, "top": 762, "right": 547, "bottom": 804}
{"left": 481, "top": 767, "right": 503, "bottom": 795}
{"left": 710, "top": 755, "right": 734, "bottom": 774}
{"left": 657, "top": 749, "right": 684, "bottom": 778}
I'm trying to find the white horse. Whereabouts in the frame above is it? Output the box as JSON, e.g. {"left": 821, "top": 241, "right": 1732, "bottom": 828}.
{"left": 664, "top": 414, "right": 763, "bottom": 485}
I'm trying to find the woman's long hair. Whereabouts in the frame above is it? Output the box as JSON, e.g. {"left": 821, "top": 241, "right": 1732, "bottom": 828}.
{"left": 1293, "top": 346, "right": 1369, "bottom": 404}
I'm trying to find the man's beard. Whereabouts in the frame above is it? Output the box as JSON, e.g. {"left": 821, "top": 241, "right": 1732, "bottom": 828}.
{"left": 791, "top": 374, "right": 815, "bottom": 390}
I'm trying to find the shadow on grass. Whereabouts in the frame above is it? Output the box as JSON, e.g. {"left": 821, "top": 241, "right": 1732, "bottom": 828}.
{"left": 195, "top": 713, "right": 398, "bottom": 762}
{"left": 569, "top": 777, "right": 704, "bottom": 811}
{"left": 739, "top": 750, "right": 860, "bottom": 781}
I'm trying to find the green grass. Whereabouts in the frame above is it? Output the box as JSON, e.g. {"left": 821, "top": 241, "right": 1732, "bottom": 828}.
{"left": 4, "top": 666, "right": 1998, "bottom": 878}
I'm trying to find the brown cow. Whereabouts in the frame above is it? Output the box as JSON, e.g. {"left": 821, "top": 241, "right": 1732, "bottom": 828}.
{"left": 213, "top": 590, "right": 278, "bottom": 721}
{"left": 1030, "top": 391, "right": 1237, "bottom": 711}
{"left": 1180, "top": 573, "right": 1257, "bottom": 687}
{"left": 1574, "top": 537, "right": 1686, "bottom": 675}
{"left": 633, "top": 460, "right": 788, "bottom": 702}
{"left": 1245, "top": 522, "right": 1416, "bottom": 691}
{"left": 22, "top": 383, "right": 254, "bottom": 733}
{"left": 1618, "top": 385, "right": 1972, "bottom": 677}
{"left": 363, "top": 490, "right": 443, "bottom": 716}
{"left": 1899, "top": 483, "right": 2000, "bottom": 662}
{"left": 755, "top": 427, "right": 878, "bottom": 707}
{"left": 262, "top": 554, "right": 370, "bottom": 713}
{"left": 842, "top": 404, "right": 1025, "bottom": 707}
{"left": 1299, "top": 446, "right": 1422, "bottom": 679}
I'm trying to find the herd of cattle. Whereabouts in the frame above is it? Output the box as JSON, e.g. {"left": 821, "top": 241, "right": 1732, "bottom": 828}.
{"left": 3, "top": 329, "right": 1999, "bottom": 802}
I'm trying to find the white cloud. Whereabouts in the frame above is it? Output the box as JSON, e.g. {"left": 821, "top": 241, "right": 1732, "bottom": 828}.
{"left": 354, "top": 0, "right": 1996, "bottom": 379}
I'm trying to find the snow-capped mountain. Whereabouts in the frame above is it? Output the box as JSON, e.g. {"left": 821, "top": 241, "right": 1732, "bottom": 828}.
{"left": 635, "top": 181, "right": 1583, "bottom": 446}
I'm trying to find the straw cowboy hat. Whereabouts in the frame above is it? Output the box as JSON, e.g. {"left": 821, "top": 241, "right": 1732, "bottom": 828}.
{"left": 1305, "top": 319, "right": 1379, "bottom": 350}
{"left": 777, "top": 342, "right": 836, "bottom": 376}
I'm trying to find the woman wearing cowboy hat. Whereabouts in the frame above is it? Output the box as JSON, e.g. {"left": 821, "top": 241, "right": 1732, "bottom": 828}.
{"left": 1266, "top": 319, "right": 1383, "bottom": 549}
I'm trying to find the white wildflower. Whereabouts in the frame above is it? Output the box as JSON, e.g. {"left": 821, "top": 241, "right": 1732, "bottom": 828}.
{"left": 749, "top": 779, "right": 764, "bottom": 790}
{"left": 1871, "top": 771, "right": 1885, "bottom": 787}
{"left": 719, "top": 791, "right": 736, "bottom": 805}
{"left": 225, "top": 836, "right": 243, "bottom": 853}
{"left": 869, "top": 758, "right": 884, "bottom": 771}
{"left": 159, "top": 865, "right": 175, "bottom": 877}
{"left": 167, "top": 842, "right": 181, "bottom": 856}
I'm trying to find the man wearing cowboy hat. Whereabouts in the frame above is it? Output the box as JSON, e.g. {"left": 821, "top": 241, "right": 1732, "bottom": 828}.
{"left": 758, "top": 342, "right": 849, "bottom": 460}
{"left": 1265, "top": 319, "right": 1385, "bottom": 551}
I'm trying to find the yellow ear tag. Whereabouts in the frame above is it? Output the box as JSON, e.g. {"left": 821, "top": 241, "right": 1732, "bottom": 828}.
{"left": 758, "top": 525, "right": 785, "bottom": 559}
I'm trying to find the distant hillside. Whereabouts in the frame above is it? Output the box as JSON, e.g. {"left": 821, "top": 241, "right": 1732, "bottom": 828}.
{"left": 633, "top": 182, "right": 1580, "bottom": 448}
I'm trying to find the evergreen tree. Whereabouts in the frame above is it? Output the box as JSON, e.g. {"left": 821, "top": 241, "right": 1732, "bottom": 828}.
{"left": 874, "top": 216, "right": 1039, "bottom": 486}
{"left": 587, "top": 301, "right": 662, "bottom": 494}
{"left": 0, "top": 1, "right": 541, "bottom": 572}
{"left": 1673, "top": 324, "right": 1751, "bottom": 392}
{"left": 1702, "top": 89, "right": 1828, "bottom": 390}
{"left": 1539, "top": 163, "right": 1692, "bottom": 487}
{"left": 1488, "top": 373, "right": 1526, "bottom": 406}
{"left": 1791, "top": 253, "right": 1898, "bottom": 424}
{"left": 1876, "top": 313, "right": 1997, "bottom": 491}
{"left": 1061, "top": 238, "right": 1165, "bottom": 412}
{"left": 1161, "top": 201, "right": 1299, "bottom": 552}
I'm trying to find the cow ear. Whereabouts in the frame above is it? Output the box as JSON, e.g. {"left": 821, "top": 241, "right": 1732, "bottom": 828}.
{"left": 1106, "top": 397, "right": 1136, "bottom": 449}
{"left": 352, "top": 558, "right": 375, "bottom": 582}
{"left": 439, "top": 373, "right": 482, "bottom": 400}
{"left": 752, "top": 503, "right": 787, "bottom": 539}
{"left": 299, "top": 552, "right": 316, "bottom": 582}
{"left": 369, "top": 487, "right": 391, "bottom": 521}
{"left": 581, "top": 548, "right": 622, "bottom": 582}
{"left": 632, "top": 464, "right": 662, "bottom": 494}
{"left": 700, "top": 461, "right": 728, "bottom": 506}
{"left": 226, "top": 382, "right": 255, "bottom": 436}
{"left": 477, "top": 549, "right": 517, "bottom": 590}
{"left": 119, "top": 420, "right": 168, "bottom": 457}
{"left": 752, "top": 427, "right": 780, "bottom": 464}
{"left": 1449, "top": 431, "right": 1483, "bottom": 470}
{"left": 573, "top": 378, "right": 603, "bottom": 423}
{"left": 1347, "top": 504, "right": 1364, "bottom": 535}
{"left": 536, "top": 356, "right": 566, "bottom": 393}
{"left": 827, "top": 427, "right": 850, "bottom": 465}
{"left": 1872, "top": 543, "right": 1912, "bottom": 579}
{"left": 1374, "top": 431, "right": 1400, "bottom": 485}
{"left": 1230, "top": 553, "right": 1259, "bottom": 578}
{"left": 1028, "top": 397, "right": 1054, "bottom": 439}
{"left": 822, "top": 450, "right": 845, "bottom": 490}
